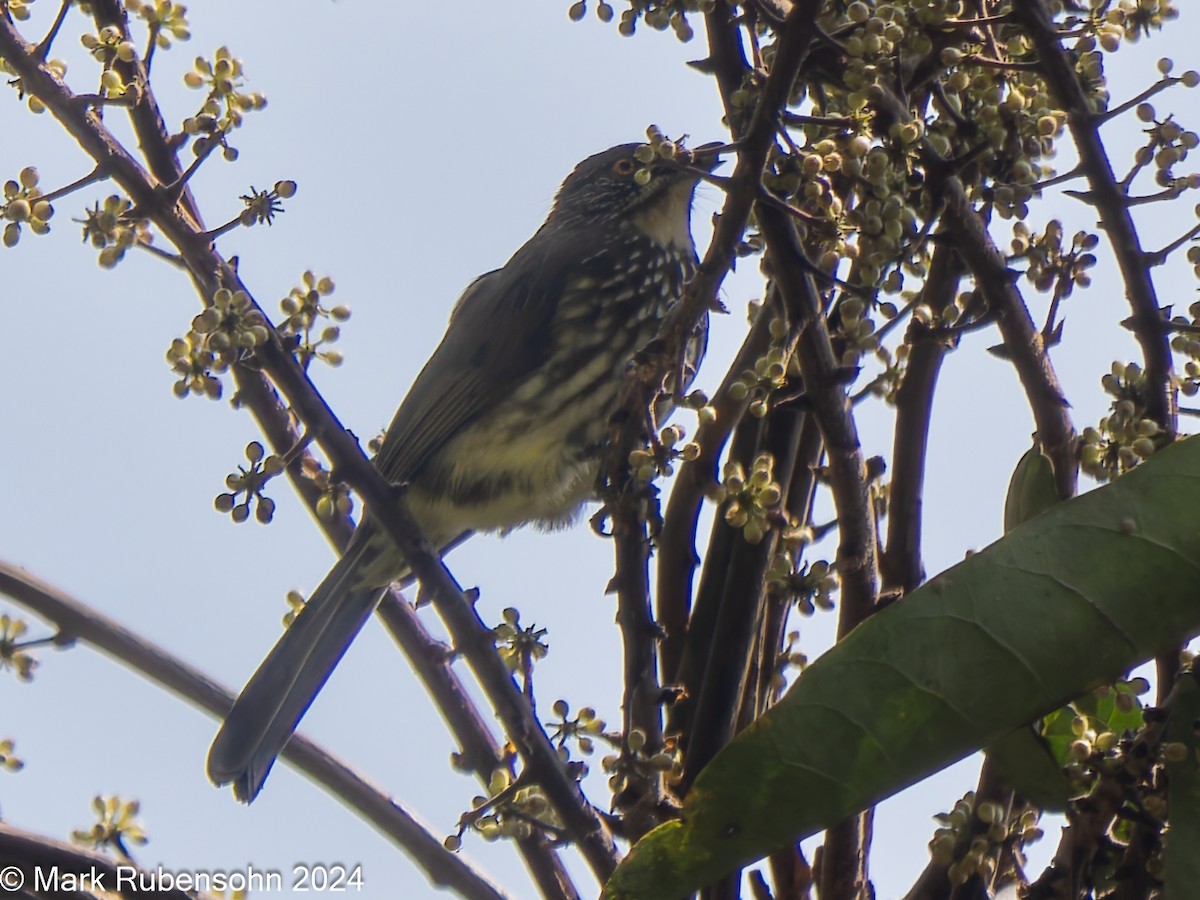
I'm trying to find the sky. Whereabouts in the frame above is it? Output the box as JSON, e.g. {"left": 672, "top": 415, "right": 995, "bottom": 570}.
{"left": 1, "top": 2, "right": 1197, "bottom": 898}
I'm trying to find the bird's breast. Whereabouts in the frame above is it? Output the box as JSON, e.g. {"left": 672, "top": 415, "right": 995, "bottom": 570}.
{"left": 410, "top": 237, "right": 700, "bottom": 536}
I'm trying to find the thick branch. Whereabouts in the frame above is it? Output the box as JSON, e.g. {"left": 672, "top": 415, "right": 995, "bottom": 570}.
{"left": 657, "top": 308, "right": 772, "bottom": 685}
{"left": 0, "top": 562, "right": 509, "bottom": 900}
{"left": 869, "top": 87, "right": 1077, "bottom": 501}
{"left": 755, "top": 206, "right": 877, "bottom": 900}
{"left": 671, "top": 0, "right": 829, "bottom": 732}
{"left": 1014, "top": 0, "right": 1176, "bottom": 434}
{"left": 599, "top": 373, "right": 668, "bottom": 839}
{"left": 610, "top": 497, "right": 664, "bottom": 838}
{"left": 670, "top": 413, "right": 763, "bottom": 748}
{"left": 755, "top": 211, "right": 879, "bottom": 638}
{"left": 700, "top": 4, "right": 877, "bottom": 896}
{"left": 0, "top": 820, "right": 220, "bottom": 900}
{"left": 879, "top": 241, "right": 964, "bottom": 594}
{"left": 680, "top": 403, "right": 807, "bottom": 793}
{"left": 657, "top": 0, "right": 825, "bottom": 364}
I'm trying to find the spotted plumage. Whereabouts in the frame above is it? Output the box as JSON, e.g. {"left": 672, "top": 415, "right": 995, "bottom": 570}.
{"left": 207, "top": 143, "right": 711, "bottom": 801}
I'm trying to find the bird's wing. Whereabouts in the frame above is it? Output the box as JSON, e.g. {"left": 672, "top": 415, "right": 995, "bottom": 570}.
{"left": 372, "top": 236, "right": 579, "bottom": 485}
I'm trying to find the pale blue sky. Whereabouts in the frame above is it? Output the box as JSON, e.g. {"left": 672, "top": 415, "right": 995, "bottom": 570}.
{"left": 1, "top": 2, "right": 1195, "bottom": 897}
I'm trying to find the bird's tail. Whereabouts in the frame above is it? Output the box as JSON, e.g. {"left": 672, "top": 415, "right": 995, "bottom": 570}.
{"left": 207, "top": 540, "right": 385, "bottom": 802}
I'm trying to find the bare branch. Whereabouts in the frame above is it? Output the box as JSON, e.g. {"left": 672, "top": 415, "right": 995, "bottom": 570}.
{"left": 879, "top": 241, "right": 964, "bottom": 594}
{"left": 0, "top": 820, "right": 218, "bottom": 900}
{"left": 0, "top": 562, "right": 511, "bottom": 900}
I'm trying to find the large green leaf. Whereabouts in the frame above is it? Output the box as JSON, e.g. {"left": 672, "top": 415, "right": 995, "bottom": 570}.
{"left": 1166, "top": 675, "right": 1200, "bottom": 895}
{"left": 606, "top": 436, "right": 1200, "bottom": 899}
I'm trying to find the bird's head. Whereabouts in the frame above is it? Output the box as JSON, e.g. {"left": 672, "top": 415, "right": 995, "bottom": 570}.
{"left": 550, "top": 142, "right": 720, "bottom": 242}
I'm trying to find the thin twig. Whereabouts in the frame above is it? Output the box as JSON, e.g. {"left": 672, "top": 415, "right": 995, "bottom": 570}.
{"left": 1146, "top": 222, "right": 1200, "bottom": 266}
{"left": 33, "top": 0, "right": 72, "bottom": 60}
{"left": 1100, "top": 75, "right": 1181, "bottom": 123}
{"left": 37, "top": 165, "right": 108, "bottom": 204}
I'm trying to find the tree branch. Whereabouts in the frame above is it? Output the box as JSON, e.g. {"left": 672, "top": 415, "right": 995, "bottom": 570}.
{"left": 755, "top": 203, "right": 878, "bottom": 900}
{"left": 879, "top": 240, "right": 964, "bottom": 594}
{"left": 0, "top": 820, "right": 219, "bottom": 900}
{"left": 0, "top": 562, "right": 510, "bottom": 900}
{"left": 868, "top": 86, "right": 1077, "bottom": 502}
{"left": 657, "top": 306, "right": 772, "bottom": 686}
{"left": 1013, "top": 1, "right": 1176, "bottom": 436}
{"left": 0, "top": 17, "right": 613, "bottom": 884}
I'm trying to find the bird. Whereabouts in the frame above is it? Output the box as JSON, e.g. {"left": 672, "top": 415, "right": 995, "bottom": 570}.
{"left": 207, "top": 142, "right": 713, "bottom": 802}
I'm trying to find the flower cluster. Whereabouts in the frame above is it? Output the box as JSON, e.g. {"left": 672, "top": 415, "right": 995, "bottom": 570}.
{"left": 167, "top": 288, "right": 268, "bottom": 400}
{"left": 0, "top": 614, "right": 37, "bottom": 682}
{"left": 79, "top": 194, "right": 151, "bottom": 268}
{"left": 182, "top": 47, "right": 266, "bottom": 161}
{"left": 720, "top": 452, "right": 783, "bottom": 545}
{"left": 214, "top": 441, "right": 284, "bottom": 524}
{"left": 1, "top": 166, "right": 53, "bottom": 248}
{"left": 71, "top": 796, "right": 149, "bottom": 859}
{"left": 278, "top": 270, "right": 350, "bottom": 369}
{"left": 1080, "top": 362, "right": 1160, "bottom": 481}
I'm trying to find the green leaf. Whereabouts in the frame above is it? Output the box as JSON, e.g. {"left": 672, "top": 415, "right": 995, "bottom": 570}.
{"left": 606, "top": 436, "right": 1200, "bottom": 900}
{"left": 1166, "top": 675, "right": 1200, "bottom": 895}
{"left": 985, "top": 442, "right": 1071, "bottom": 808}
{"left": 985, "top": 725, "right": 1071, "bottom": 811}
{"left": 1003, "top": 443, "right": 1059, "bottom": 533}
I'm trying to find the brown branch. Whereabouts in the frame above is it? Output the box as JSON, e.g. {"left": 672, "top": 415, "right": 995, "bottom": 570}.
{"left": 655, "top": 0, "right": 826, "bottom": 372}
{"left": 703, "top": 0, "right": 871, "bottom": 626}
{"left": 36, "top": 166, "right": 108, "bottom": 204}
{"left": 88, "top": 0, "right": 204, "bottom": 228}
{"left": 1013, "top": 1, "right": 1176, "bottom": 435}
{"left": 752, "top": 415, "right": 824, "bottom": 723}
{"left": 1146, "top": 222, "right": 1200, "bottom": 267}
{"left": 599, "top": 373, "right": 668, "bottom": 840}
{"left": 941, "top": 184, "right": 1076, "bottom": 499}
{"left": 698, "top": 4, "right": 879, "bottom": 895}
{"left": 657, "top": 306, "right": 772, "bottom": 686}
{"left": 756, "top": 219, "right": 879, "bottom": 638}
{"left": 671, "top": 0, "right": 826, "bottom": 708}
{"left": 879, "top": 241, "right": 964, "bottom": 594}
{"left": 610, "top": 500, "right": 664, "bottom": 839}
{"left": 755, "top": 203, "right": 877, "bottom": 900}
{"left": 32, "top": 0, "right": 72, "bottom": 59}
{"left": 669, "top": 409, "right": 763, "bottom": 751}
{"left": 680, "top": 402, "right": 808, "bottom": 793}
{"left": 867, "top": 86, "right": 1077, "bottom": 502}
{"left": 0, "top": 18, "right": 613, "bottom": 885}
{"left": 0, "top": 562, "right": 510, "bottom": 900}
{"left": 0, "top": 820, "right": 219, "bottom": 900}
{"left": 1099, "top": 74, "right": 1183, "bottom": 124}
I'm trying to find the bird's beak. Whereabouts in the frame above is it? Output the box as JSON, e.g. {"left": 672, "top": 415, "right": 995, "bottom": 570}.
{"left": 690, "top": 140, "right": 729, "bottom": 172}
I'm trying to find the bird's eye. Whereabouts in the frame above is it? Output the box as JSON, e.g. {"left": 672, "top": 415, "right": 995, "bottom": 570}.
{"left": 612, "top": 158, "right": 636, "bottom": 176}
